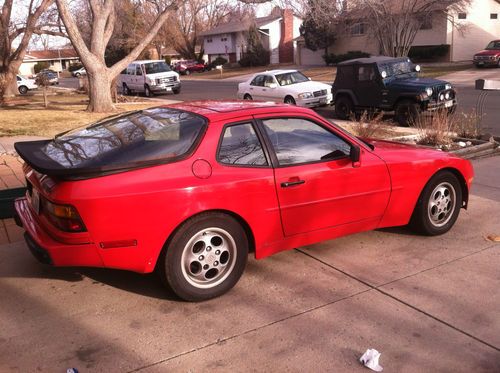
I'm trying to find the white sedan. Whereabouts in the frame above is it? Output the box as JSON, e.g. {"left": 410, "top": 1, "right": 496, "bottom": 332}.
{"left": 237, "top": 69, "right": 332, "bottom": 107}
{"left": 16, "top": 75, "right": 38, "bottom": 95}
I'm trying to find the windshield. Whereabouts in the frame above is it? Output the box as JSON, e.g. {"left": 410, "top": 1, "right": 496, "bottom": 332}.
{"left": 144, "top": 61, "right": 171, "bottom": 74}
{"left": 43, "top": 107, "right": 206, "bottom": 169}
{"left": 380, "top": 61, "right": 414, "bottom": 78}
{"left": 485, "top": 41, "right": 500, "bottom": 50}
{"left": 275, "top": 71, "right": 309, "bottom": 86}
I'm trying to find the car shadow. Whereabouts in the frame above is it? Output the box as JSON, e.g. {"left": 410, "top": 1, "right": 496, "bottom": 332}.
{"left": 376, "top": 226, "right": 421, "bottom": 236}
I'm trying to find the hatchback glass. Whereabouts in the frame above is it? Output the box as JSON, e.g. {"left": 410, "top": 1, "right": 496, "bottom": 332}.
{"left": 42, "top": 108, "right": 206, "bottom": 169}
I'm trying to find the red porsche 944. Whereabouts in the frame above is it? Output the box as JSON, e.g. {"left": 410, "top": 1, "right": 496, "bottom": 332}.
{"left": 14, "top": 101, "right": 473, "bottom": 301}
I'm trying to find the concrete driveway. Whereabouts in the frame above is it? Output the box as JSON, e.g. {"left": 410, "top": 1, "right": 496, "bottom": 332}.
{"left": 1, "top": 159, "right": 499, "bottom": 372}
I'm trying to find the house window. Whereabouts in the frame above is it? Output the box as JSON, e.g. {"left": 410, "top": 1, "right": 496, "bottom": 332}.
{"left": 458, "top": 13, "right": 467, "bottom": 19}
{"left": 221, "top": 37, "right": 228, "bottom": 42}
{"left": 491, "top": 13, "right": 498, "bottom": 19}
{"left": 351, "top": 23, "right": 366, "bottom": 36}
{"left": 207, "top": 38, "right": 212, "bottom": 43}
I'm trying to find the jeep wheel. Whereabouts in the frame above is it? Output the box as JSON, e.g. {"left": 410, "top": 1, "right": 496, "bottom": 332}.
{"left": 335, "top": 96, "right": 353, "bottom": 120}
{"left": 395, "top": 100, "right": 421, "bottom": 126}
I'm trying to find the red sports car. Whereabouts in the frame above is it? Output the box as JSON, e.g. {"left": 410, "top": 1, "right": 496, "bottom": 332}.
{"left": 14, "top": 101, "right": 474, "bottom": 301}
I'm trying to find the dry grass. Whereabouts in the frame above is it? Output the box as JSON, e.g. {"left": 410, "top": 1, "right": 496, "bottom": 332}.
{"left": 347, "top": 111, "right": 399, "bottom": 139}
{"left": 420, "top": 63, "right": 473, "bottom": 78}
{"left": 0, "top": 93, "right": 164, "bottom": 137}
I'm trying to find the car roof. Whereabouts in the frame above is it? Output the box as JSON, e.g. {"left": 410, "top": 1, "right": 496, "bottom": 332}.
{"left": 166, "top": 100, "right": 312, "bottom": 121}
{"left": 338, "top": 56, "right": 410, "bottom": 66}
{"left": 253, "top": 69, "right": 298, "bottom": 76}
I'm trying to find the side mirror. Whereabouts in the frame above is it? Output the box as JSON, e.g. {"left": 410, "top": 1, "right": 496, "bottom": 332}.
{"left": 269, "top": 83, "right": 278, "bottom": 89}
{"left": 415, "top": 65, "right": 421, "bottom": 72}
{"left": 350, "top": 145, "right": 361, "bottom": 164}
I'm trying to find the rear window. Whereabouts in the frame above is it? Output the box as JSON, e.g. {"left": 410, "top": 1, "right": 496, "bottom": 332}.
{"left": 42, "top": 107, "right": 206, "bottom": 170}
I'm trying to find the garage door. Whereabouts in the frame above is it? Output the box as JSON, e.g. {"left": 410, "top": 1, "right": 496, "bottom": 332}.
{"left": 299, "top": 47, "right": 325, "bottom": 66}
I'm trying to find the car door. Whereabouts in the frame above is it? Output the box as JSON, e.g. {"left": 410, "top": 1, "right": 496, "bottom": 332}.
{"left": 255, "top": 114, "right": 391, "bottom": 237}
{"left": 248, "top": 75, "right": 266, "bottom": 100}
{"left": 260, "top": 75, "right": 280, "bottom": 102}
{"left": 353, "top": 64, "right": 383, "bottom": 108}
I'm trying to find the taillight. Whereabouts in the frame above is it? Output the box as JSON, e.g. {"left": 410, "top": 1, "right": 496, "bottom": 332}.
{"left": 41, "top": 198, "right": 87, "bottom": 232}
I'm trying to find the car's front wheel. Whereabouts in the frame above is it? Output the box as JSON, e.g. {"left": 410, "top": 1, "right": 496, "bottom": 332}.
{"left": 410, "top": 171, "right": 463, "bottom": 236}
{"left": 122, "top": 84, "right": 131, "bottom": 95}
{"left": 243, "top": 94, "right": 252, "bottom": 100}
{"left": 160, "top": 213, "right": 248, "bottom": 301}
{"left": 395, "top": 99, "right": 421, "bottom": 126}
{"left": 173, "top": 87, "right": 181, "bottom": 94}
{"left": 18, "top": 85, "right": 28, "bottom": 95}
{"left": 284, "top": 95, "right": 296, "bottom": 105}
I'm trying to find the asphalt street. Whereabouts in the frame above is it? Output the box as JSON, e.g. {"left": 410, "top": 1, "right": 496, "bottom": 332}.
{"left": 59, "top": 70, "right": 500, "bottom": 136}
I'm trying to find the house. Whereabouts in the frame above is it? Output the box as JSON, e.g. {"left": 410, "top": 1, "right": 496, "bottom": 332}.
{"left": 200, "top": 9, "right": 302, "bottom": 65}
{"left": 298, "top": 0, "right": 500, "bottom": 64}
{"left": 19, "top": 49, "right": 80, "bottom": 76}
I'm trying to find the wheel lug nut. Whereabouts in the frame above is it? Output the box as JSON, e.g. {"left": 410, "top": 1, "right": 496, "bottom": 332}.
{"left": 215, "top": 250, "right": 220, "bottom": 255}
{"left": 206, "top": 246, "right": 212, "bottom": 251}
{"left": 203, "top": 264, "right": 209, "bottom": 270}
{"left": 199, "top": 255, "right": 204, "bottom": 261}
{"left": 214, "top": 261, "right": 219, "bottom": 266}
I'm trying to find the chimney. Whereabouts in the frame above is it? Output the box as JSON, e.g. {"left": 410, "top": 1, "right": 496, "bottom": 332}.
{"left": 279, "top": 9, "right": 294, "bottom": 64}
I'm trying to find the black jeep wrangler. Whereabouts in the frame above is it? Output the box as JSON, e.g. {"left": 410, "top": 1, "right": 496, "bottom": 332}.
{"left": 332, "top": 56, "right": 457, "bottom": 125}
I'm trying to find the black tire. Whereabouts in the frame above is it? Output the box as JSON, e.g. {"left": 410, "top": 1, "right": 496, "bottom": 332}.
{"left": 334, "top": 95, "right": 353, "bottom": 120}
{"left": 243, "top": 94, "right": 252, "bottom": 100}
{"left": 173, "top": 87, "right": 181, "bottom": 94}
{"left": 395, "top": 99, "right": 421, "bottom": 126}
{"left": 284, "top": 95, "right": 296, "bottom": 105}
{"left": 122, "top": 84, "right": 130, "bottom": 95}
{"left": 144, "top": 85, "right": 153, "bottom": 97}
{"left": 160, "top": 212, "right": 248, "bottom": 301}
{"left": 409, "top": 171, "right": 463, "bottom": 236}
{"left": 18, "top": 85, "right": 28, "bottom": 95}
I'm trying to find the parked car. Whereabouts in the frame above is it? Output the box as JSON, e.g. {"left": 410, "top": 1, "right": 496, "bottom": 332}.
{"left": 173, "top": 60, "right": 206, "bottom": 75}
{"left": 14, "top": 101, "right": 473, "bottom": 301}
{"left": 16, "top": 75, "right": 38, "bottom": 94}
{"left": 238, "top": 69, "right": 333, "bottom": 107}
{"left": 473, "top": 40, "right": 500, "bottom": 67}
{"left": 37, "top": 70, "right": 59, "bottom": 85}
{"left": 332, "top": 56, "right": 457, "bottom": 126}
{"left": 120, "top": 60, "right": 181, "bottom": 97}
{"left": 72, "top": 67, "right": 87, "bottom": 77}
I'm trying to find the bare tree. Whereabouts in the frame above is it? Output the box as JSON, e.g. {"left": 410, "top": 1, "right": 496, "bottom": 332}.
{"left": 346, "top": 0, "right": 471, "bottom": 57}
{"left": 55, "top": 0, "right": 179, "bottom": 113}
{"left": 0, "top": 0, "right": 57, "bottom": 103}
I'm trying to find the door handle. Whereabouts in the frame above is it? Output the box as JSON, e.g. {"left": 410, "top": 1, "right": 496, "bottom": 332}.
{"left": 281, "top": 180, "right": 305, "bottom": 188}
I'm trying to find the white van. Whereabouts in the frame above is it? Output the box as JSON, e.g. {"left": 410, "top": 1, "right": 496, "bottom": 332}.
{"left": 119, "top": 60, "right": 181, "bottom": 97}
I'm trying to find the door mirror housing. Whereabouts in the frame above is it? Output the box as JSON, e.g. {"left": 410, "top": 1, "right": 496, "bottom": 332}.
{"left": 350, "top": 145, "right": 361, "bottom": 164}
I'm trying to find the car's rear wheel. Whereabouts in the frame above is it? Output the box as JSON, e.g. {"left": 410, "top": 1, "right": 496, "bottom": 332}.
{"left": 144, "top": 85, "right": 153, "bottom": 97}
{"left": 410, "top": 171, "right": 462, "bottom": 236}
{"left": 243, "top": 94, "right": 252, "bottom": 100}
{"left": 334, "top": 96, "right": 353, "bottom": 120}
{"left": 18, "top": 85, "right": 28, "bottom": 95}
{"left": 284, "top": 95, "right": 296, "bottom": 105}
{"left": 122, "top": 84, "right": 130, "bottom": 95}
{"left": 395, "top": 99, "right": 421, "bottom": 126}
{"left": 160, "top": 213, "right": 248, "bottom": 301}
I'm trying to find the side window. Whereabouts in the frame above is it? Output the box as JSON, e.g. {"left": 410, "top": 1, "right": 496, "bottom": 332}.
{"left": 127, "top": 65, "right": 135, "bottom": 75}
{"left": 357, "top": 65, "right": 375, "bottom": 82}
{"left": 17, "top": 76, "right": 21, "bottom": 81}
{"left": 136, "top": 65, "right": 143, "bottom": 76}
{"left": 262, "top": 118, "right": 351, "bottom": 166}
{"left": 218, "top": 123, "right": 268, "bottom": 166}
{"left": 250, "top": 75, "right": 265, "bottom": 86}
{"left": 264, "top": 75, "right": 275, "bottom": 87}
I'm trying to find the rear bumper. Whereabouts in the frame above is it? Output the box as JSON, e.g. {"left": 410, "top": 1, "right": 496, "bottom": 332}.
{"left": 14, "top": 197, "right": 104, "bottom": 267}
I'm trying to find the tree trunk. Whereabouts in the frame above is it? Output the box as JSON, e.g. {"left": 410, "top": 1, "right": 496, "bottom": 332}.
{"left": 0, "top": 66, "right": 21, "bottom": 104}
{"left": 86, "top": 70, "right": 115, "bottom": 112}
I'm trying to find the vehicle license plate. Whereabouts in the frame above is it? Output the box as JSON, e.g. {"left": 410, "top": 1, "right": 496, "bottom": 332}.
{"left": 166, "top": 87, "right": 172, "bottom": 91}
{"left": 31, "top": 189, "right": 40, "bottom": 215}
{"left": 320, "top": 97, "right": 327, "bottom": 104}
{"left": 478, "top": 61, "right": 484, "bottom": 65}
{"left": 445, "top": 100, "right": 453, "bottom": 108}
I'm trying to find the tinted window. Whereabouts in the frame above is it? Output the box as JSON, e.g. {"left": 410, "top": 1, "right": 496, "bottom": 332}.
{"left": 357, "top": 65, "right": 376, "bottom": 81}
{"left": 136, "top": 65, "right": 143, "bottom": 75}
{"left": 218, "top": 123, "right": 267, "bottom": 166}
{"left": 275, "top": 71, "right": 309, "bottom": 86}
{"left": 264, "top": 76, "right": 275, "bottom": 87}
{"left": 17, "top": 76, "right": 21, "bottom": 81}
{"left": 486, "top": 41, "right": 500, "bottom": 50}
{"left": 144, "top": 61, "right": 171, "bottom": 74}
{"left": 42, "top": 108, "right": 206, "bottom": 169}
{"left": 262, "top": 118, "right": 351, "bottom": 165}
{"left": 127, "top": 65, "right": 135, "bottom": 75}
{"left": 250, "top": 75, "right": 265, "bottom": 86}
{"left": 381, "top": 60, "right": 413, "bottom": 77}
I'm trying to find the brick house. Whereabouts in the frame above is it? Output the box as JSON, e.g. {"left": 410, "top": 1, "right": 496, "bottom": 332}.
{"left": 299, "top": 0, "right": 500, "bottom": 64}
{"left": 200, "top": 9, "right": 302, "bottom": 64}
{"left": 19, "top": 49, "right": 80, "bottom": 76}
